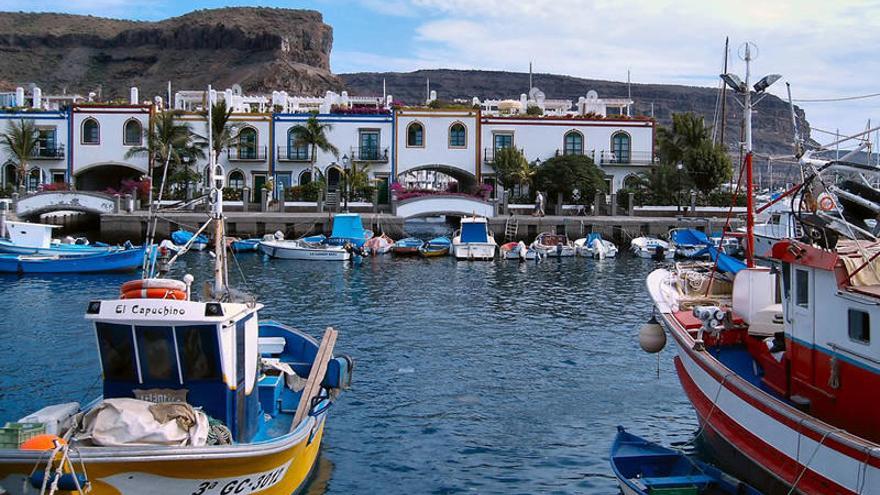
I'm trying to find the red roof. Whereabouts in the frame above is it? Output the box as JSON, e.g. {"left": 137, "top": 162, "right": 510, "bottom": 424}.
{"left": 770, "top": 240, "right": 839, "bottom": 271}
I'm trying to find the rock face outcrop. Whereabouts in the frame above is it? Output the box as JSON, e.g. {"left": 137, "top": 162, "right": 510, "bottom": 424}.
{"left": 0, "top": 8, "right": 342, "bottom": 98}
{"left": 342, "top": 69, "right": 808, "bottom": 154}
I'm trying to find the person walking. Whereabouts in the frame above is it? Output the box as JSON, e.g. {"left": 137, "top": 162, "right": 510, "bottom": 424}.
{"left": 534, "top": 191, "right": 545, "bottom": 217}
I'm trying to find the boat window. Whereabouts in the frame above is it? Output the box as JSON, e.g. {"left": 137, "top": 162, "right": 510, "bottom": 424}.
{"left": 135, "top": 326, "right": 178, "bottom": 382}
{"left": 176, "top": 325, "right": 221, "bottom": 381}
{"left": 96, "top": 322, "right": 136, "bottom": 381}
{"left": 848, "top": 309, "right": 870, "bottom": 344}
{"left": 781, "top": 263, "right": 791, "bottom": 300}
{"left": 795, "top": 269, "right": 809, "bottom": 308}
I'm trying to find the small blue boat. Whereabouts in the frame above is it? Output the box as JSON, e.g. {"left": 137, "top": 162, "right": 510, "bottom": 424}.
{"left": 171, "top": 229, "right": 208, "bottom": 251}
{"left": 230, "top": 238, "right": 260, "bottom": 252}
{"left": 419, "top": 236, "right": 451, "bottom": 257}
{"left": 327, "top": 213, "right": 374, "bottom": 247}
{"left": 0, "top": 246, "right": 148, "bottom": 274}
{"left": 391, "top": 237, "right": 424, "bottom": 256}
{"left": 611, "top": 426, "right": 761, "bottom": 495}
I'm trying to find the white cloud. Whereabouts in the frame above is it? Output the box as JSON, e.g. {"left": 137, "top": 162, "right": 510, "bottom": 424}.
{"left": 352, "top": 0, "right": 880, "bottom": 139}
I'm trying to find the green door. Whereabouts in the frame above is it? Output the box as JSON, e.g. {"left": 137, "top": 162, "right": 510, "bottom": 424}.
{"left": 253, "top": 174, "right": 266, "bottom": 202}
{"left": 377, "top": 177, "right": 389, "bottom": 204}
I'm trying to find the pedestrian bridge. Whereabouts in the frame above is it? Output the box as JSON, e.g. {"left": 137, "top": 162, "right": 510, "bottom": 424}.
{"left": 16, "top": 191, "right": 118, "bottom": 219}
{"left": 395, "top": 194, "right": 495, "bottom": 219}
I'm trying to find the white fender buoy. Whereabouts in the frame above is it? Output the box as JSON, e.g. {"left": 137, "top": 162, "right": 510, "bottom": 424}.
{"left": 639, "top": 316, "right": 666, "bottom": 353}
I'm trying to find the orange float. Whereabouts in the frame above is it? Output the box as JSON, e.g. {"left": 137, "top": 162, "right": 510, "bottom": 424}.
{"left": 20, "top": 434, "right": 65, "bottom": 451}
{"left": 119, "top": 278, "right": 188, "bottom": 300}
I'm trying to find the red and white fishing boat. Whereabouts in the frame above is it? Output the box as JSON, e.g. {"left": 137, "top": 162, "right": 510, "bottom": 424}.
{"left": 644, "top": 45, "right": 880, "bottom": 494}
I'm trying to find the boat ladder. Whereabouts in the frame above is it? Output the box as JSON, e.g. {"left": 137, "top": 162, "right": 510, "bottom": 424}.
{"left": 504, "top": 216, "right": 519, "bottom": 242}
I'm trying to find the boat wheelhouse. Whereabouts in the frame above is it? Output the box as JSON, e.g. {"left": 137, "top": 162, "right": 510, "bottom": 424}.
{"left": 452, "top": 216, "right": 497, "bottom": 260}
{"left": 327, "top": 213, "right": 374, "bottom": 248}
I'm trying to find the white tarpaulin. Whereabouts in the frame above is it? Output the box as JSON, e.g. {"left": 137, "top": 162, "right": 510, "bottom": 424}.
{"left": 77, "top": 398, "right": 208, "bottom": 447}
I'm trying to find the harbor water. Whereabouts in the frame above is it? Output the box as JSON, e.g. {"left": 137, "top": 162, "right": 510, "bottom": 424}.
{"left": 0, "top": 252, "right": 698, "bottom": 494}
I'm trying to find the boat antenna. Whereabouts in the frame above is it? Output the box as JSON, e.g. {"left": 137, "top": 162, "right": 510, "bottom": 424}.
{"left": 207, "top": 85, "right": 227, "bottom": 297}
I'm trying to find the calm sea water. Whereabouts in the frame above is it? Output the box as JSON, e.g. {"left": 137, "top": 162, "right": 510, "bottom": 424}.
{"left": 0, "top": 241, "right": 698, "bottom": 494}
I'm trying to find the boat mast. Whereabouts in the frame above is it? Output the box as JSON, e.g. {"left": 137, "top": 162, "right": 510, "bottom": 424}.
{"left": 207, "top": 85, "right": 226, "bottom": 296}
{"left": 743, "top": 44, "right": 756, "bottom": 268}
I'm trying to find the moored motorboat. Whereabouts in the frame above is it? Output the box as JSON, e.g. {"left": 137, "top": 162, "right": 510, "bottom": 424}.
{"left": 574, "top": 233, "right": 618, "bottom": 259}
{"left": 610, "top": 426, "right": 761, "bottom": 495}
{"left": 419, "top": 236, "right": 451, "bottom": 258}
{"left": 630, "top": 236, "right": 675, "bottom": 260}
{"left": 229, "top": 237, "right": 260, "bottom": 253}
{"left": 0, "top": 221, "right": 119, "bottom": 257}
{"left": 364, "top": 233, "right": 394, "bottom": 255}
{"left": 391, "top": 237, "right": 424, "bottom": 256}
{"left": 669, "top": 228, "right": 713, "bottom": 258}
{"left": 171, "top": 229, "right": 208, "bottom": 251}
{"left": 259, "top": 237, "right": 351, "bottom": 261}
{"left": 500, "top": 241, "right": 524, "bottom": 260}
{"left": 452, "top": 216, "right": 497, "bottom": 260}
{"left": 530, "top": 232, "right": 575, "bottom": 258}
{"left": 0, "top": 98, "right": 353, "bottom": 495}
{"left": 326, "top": 213, "right": 374, "bottom": 248}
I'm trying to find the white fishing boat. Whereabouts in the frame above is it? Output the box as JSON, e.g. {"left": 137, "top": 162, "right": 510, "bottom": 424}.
{"left": 574, "top": 233, "right": 618, "bottom": 259}
{"left": 0, "top": 92, "right": 353, "bottom": 495}
{"left": 0, "top": 221, "right": 117, "bottom": 257}
{"left": 751, "top": 200, "right": 800, "bottom": 258}
{"left": 452, "top": 216, "right": 497, "bottom": 260}
{"left": 530, "top": 232, "right": 576, "bottom": 258}
{"left": 630, "top": 236, "right": 675, "bottom": 259}
{"left": 259, "top": 237, "right": 351, "bottom": 261}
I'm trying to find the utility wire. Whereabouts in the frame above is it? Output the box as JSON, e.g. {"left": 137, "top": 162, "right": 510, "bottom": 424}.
{"left": 793, "top": 92, "right": 880, "bottom": 103}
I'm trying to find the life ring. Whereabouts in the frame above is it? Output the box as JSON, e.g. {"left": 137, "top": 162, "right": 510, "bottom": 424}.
{"left": 818, "top": 194, "right": 836, "bottom": 211}
{"left": 120, "top": 278, "right": 188, "bottom": 300}
{"left": 120, "top": 288, "right": 188, "bottom": 300}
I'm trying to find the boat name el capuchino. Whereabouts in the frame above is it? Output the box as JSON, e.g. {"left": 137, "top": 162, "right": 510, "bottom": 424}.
{"left": 115, "top": 304, "right": 186, "bottom": 317}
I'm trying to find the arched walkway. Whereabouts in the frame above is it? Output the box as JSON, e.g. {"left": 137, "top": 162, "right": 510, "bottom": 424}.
{"left": 396, "top": 164, "right": 477, "bottom": 192}
{"left": 75, "top": 163, "right": 143, "bottom": 192}
{"left": 16, "top": 191, "right": 117, "bottom": 219}
{"left": 396, "top": 194, "right": 495, "bottom": 218}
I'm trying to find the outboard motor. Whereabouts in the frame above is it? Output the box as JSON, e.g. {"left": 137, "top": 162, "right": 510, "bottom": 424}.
{"left": 653, "top": 245, "right": 666, "bottom": 261}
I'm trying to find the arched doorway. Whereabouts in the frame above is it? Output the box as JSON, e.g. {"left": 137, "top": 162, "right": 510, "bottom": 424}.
{"left": 299, "top": 170, "right": 312, "bottom": 185}
{"left": 75, "top": 164, "right": 143, "bottom": 192}
{"left": 326, "top": 167, "right": 341, "bottom": 192}
{"left": 3, "top": 163, "right": 16, "bottom": 188}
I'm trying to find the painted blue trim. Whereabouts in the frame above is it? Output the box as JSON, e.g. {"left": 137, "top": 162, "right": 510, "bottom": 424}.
{"left": 66, "top": 107, "right": 73, "bottom": 182}
{"left": 391, "top": 109, "right": 397, "bottom": 181}
{"left": 269, "top": 112, "right": 275, "bottom": 174}
{"left": 0, "top": 114, "right": 66, "bottom": 120}
{"left": 788, "top": 334, "right": 880, "bottom": 375}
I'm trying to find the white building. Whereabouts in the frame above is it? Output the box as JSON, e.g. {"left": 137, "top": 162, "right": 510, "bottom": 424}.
{"left": 0, "top": 85, "right": 655, "bottom": 205}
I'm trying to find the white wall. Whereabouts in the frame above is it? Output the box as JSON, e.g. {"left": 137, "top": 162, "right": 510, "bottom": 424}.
{"left": 396, "top": 110, "right": 479, "bottom": 180}
{"left": 0, "top": 111, "right": 69, "bottom": 187}
{"left": 72, "top": 106, "right": 150, "bottom": 176}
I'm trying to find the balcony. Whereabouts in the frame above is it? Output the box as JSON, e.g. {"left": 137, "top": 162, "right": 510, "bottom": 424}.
{"left": 554, "top": 149, "right": 597, "bottom": 161}
{"left": 30, "top": 146, "right": 65, "bottom": 160}
{"left": 351, "top": 146, "right": 389, "bottom": 163}
{"left": 483, "top": 147, "right": 524, "bottom": 164}
{"left": 277, "top": 146, "right": 311, "bottom": 162}
{"left": 597, "top": 150, "right": 656, "bottom": 166}
{"left": 227, "top": 146, "right": 267, "bottom": 162}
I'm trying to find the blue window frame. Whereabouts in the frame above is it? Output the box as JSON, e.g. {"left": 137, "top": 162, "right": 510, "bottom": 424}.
{"left": 494, "top": 133, "right": 513, "bottom": 152}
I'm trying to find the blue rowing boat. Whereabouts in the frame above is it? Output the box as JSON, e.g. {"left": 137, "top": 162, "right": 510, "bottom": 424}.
{"left": 0, "top": 246, "right": 148, "bottom": 274}
{"left": 230, "top": 238, "right": 260, "bottom": 252}
{"left": 610, "top": 426, "right": 762, "bottom": 495}
{"left": 171, "top": 229, "right": 208, "bottom": 251}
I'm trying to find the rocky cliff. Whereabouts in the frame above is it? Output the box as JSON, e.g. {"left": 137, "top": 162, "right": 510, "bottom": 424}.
{"left": 0, "top": 8, "right": 342, "bottom": 98}
{"left": 342, "top": 69, "right": 806, "bottom": 154}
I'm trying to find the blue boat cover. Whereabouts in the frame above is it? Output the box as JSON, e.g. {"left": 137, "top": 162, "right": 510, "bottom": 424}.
{"left": 396, "top": 237, "right": 423, "bottom": 247}
{"left": 693, "top": 246, "right": 747, "bottom": 275}
{"left": 671, "top": 228, "right": 711, "bottom": 246}
{"left": 587, "top": 233, "right": 603, "bottom": 244}
{"left": 426, "top": 236, "right": 451, "bottom": 247}
{"left": 171, "top": 230, "right": 208, "bottom": 245}
{"left": 331, "top": 214, "right": 367, "bottom": 240}
{"left": 460, "top": 222, "right": 488, "bottom": 243}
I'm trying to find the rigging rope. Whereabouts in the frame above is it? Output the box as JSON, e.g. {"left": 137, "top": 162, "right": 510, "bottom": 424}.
{"left": 794, "top": 92, "right": 880, "bottom": 103}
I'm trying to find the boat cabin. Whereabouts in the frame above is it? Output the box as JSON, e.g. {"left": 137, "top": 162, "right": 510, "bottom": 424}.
{"left": 459, "top": 217, "right": 490, "bottom": 243}
{"left": 4, "top": 221, "right": 58, "bottom": 248}
{"left": 735, "top": 239, "right": 880, "bottom": 442}
{"left": 85, "top": 298, "right": 263, "bottom": 443}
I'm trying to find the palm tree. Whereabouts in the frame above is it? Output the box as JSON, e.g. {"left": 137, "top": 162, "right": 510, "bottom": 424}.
{"left": 203, "top": 99, "right": 237, "bottom": 164}
{"left": 290, "top": 114, "right": 338, "bottom": 182}
{"left": 0, "top": 119, "right": 39, "bottom": 192}
{"left": 126, "top": 110, "right": 204, "bottom": 199}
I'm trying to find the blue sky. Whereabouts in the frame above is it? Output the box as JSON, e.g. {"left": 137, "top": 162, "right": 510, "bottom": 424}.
{"left": 2, "top": 0, "right": 879, "bottom": 147}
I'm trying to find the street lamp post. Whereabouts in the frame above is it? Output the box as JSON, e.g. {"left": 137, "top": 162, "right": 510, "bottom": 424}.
{"left": 342, "top": 154, "right": 350, "bottom": 212}
{"left": 721, "top": 42, "right": 781, "bottom": 267}
{"left": 676, "top": 162, "right": 683, "bottom": 214}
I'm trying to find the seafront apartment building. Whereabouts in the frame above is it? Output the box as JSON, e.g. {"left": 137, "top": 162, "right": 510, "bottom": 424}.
{"left": 0, "top": 85, "right": 655, "bottom": 203}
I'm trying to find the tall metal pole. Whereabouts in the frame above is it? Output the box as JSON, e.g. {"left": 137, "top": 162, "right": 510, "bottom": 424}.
{"left": 208, "top": 85, "right": 225, "bottom": 296}
{"left": 743, "top": 44, "right": 756, "bottom": 268}
{"left": 719, "top": 37, "right": 729, "bottom": 146}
